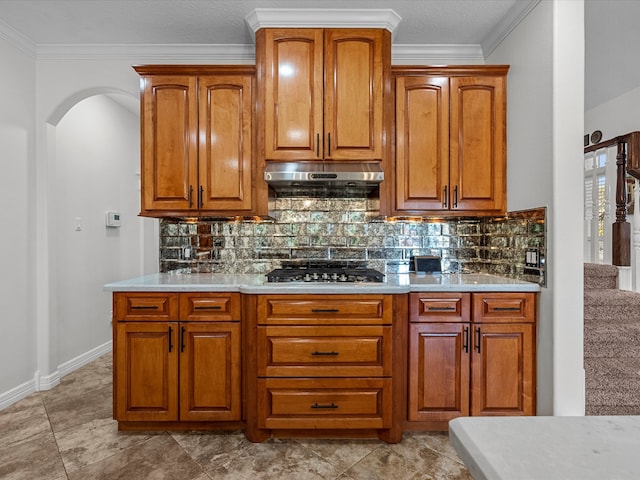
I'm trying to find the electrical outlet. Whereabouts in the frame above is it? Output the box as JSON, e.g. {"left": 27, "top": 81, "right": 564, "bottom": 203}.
{"left": 525, "top": 248, "right": 540, "bottom": 268}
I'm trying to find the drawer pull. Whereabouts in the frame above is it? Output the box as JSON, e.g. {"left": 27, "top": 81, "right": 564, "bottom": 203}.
{"left": 311, "top": 402, "right": 338, "bottom": 409}
{"left": 131, "top": 305, "right": 159, "bottom": 310}
{"left": 427, "top": 306, "right": 456, "bottom": 311}
{"left": 194, "top": 305, "right": 222, "bottom": 310}
{"left": 311, "top": 309, "right": 340, "bottom": 313}
{"left": 311, "top": 351, "right": 339, "bottom": 356}
{"left": 492, "top": 307, "right": 521, "bottom": 311}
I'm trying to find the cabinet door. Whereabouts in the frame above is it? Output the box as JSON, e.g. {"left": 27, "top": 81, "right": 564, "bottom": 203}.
{"left": 114, "top": 322, "right": 179, "bottom": 421}
{"left": 470, "top": 323, "right": 535, "bottom": 416}
{"left": 261, "top": 28, "right": 324, "bottom": 161}
{"left": 140, "top": 75, "right": 198, "bottom": 213}
{"left": 324, "top": 29, "right": 386, "bottom": 160}
{"left": 179, "top": 322, "right": 241, "bottom": 421}
{"left": 450, "top": 76, "right": 506, "bottom": 212}
{"left": 198, "top": 75, "right": 254, "bottom": 212}
{"left": 394, "top": 76, "right": 449, "bottom": 212}
{"left": 408, "top": 323, "right": 470, "bottom": 422}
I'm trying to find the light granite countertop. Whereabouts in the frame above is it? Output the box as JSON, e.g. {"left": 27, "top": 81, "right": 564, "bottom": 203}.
{"left": 449, "top": 416, "right": 640, "bottom": 479}
{"left": 104, "top": 272, "right": 540, "bottom": 294}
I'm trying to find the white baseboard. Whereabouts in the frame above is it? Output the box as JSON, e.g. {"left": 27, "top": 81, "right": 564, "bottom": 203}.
{"left": 57, "top": 340, "right": 112, "bottom": 379}
{"left": 0, "top": 379, "right": 37, "bottom": 411}
{"left": 0, "top": 340, "right": 113, "bottom": 411}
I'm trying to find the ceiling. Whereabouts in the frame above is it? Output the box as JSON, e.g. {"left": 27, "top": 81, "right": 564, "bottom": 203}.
{"left": 0, "top": 0, "right": 637, "bottom": 110}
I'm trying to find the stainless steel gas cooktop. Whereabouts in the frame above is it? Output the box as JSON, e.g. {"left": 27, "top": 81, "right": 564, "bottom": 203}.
{"left": 266, "top": 262, "right": 384, "bottom": 283}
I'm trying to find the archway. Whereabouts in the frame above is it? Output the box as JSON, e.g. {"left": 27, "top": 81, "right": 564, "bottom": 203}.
{"left": 44, "top": 90, "right": 157, "bottom": 380}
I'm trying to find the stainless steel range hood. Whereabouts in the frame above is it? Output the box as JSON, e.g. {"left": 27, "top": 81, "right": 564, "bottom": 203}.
{"left": 264, "top": 161, "right": 384, "bottom": 188}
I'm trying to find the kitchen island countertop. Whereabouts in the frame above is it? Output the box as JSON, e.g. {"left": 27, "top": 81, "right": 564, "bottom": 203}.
{"left": 449, "top": 415, "right": 640, "bottom": 480}
{"left": 104, "top": 272, "right": 540, "bottom": 293}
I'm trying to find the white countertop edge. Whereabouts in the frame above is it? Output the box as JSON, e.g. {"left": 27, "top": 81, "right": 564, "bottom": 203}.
{"left": 449, "top": 416, "right": 640, "bottom": 480}
{"left": 104, "top": 272, "right": 540, "bottom": 293}
{"left": 449, "top": 418, "right": 500, "bottom": 480}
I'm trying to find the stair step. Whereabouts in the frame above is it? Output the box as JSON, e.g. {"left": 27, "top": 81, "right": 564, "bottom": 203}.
{"left": 584, "top": 262, "right": 618, "bottom": 289}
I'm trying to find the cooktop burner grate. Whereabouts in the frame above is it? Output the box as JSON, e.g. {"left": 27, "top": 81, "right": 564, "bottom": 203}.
{"left": 266, "top": 263, "right": 384, "bottom": 283}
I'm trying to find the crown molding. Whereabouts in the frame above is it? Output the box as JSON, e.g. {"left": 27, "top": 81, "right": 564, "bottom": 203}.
{"left": 245, "top": 8, "right": 402, "bottom": 40}
{"left": 35, "top": 43, "right": 256, "bottom": 62}
{"left": 482, "top": 0, "right": 541, "bottom": 56}
{"left": 0, "top": 18, "right": 36, "bottom": 57}
{"left": 32, "top": 42, "right": 484, "bottom": 65}
{"left": 392, "top": 44, "right": 485, "bottom": 65}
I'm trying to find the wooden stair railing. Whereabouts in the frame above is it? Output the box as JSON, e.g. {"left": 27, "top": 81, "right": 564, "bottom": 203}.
{"left": 585, "top": 131, "right": 640, "bottom": 266}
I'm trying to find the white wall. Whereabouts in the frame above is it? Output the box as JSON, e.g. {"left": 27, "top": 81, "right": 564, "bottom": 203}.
{"left": 54, "top": 95, "right": 156, "bottom": 366}
{"left": 487, "top": 0, "right": 585, "bottom": 415}
{"left": 585, "top": 84, "right": 640, "bottom": 139}
{"left": 0, "top": 37, "right": 37, "bottom": 404}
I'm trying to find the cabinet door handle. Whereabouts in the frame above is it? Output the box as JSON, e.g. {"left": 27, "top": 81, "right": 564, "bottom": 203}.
{"left": 311, "top": 351, "right": 339, "bottom": 356}
{"left": 475, "top": 327, "right": 481, "bottom": 354}
{"left": 180, "top": 326, "right": 186, "bottom": 353}
{"left": 327, "top": 132, "right": 331, "bottom": 157}
{"left": 493, "top": 307, "right": 521, "bottom": 312}
{"left": 131, "top": 305, "right": 159, "bottom": 310}
{"left": 443, "top": 185, "right": 448, "bottom": 208}
{"left": 311, "top": 402, "right": 338, "bottom": 409}
{"left": 316, "top": 133, "right": 320, "bottom": 157}
{"left": 194, "top": 305, "right": 222, "bottom": 310}
{"left": 311, "top": 308, "right": 340, "bottom": 313}
{"left": 189, "top": 185, "right": 194, "bottom": 208}
{"left": 427, "top": 306, "right": 456, "bottom": 311}
{"left": 463, "top": 326, "right": 469, "bottom": 353}
{"left": 198, "top": 185, "right": 204, "bottom": 209}
{"left": 453, "top": 185, "right": 458, "bottom": 208}
{"left": 168, "top": 326, "right": 174, "bottom": 352}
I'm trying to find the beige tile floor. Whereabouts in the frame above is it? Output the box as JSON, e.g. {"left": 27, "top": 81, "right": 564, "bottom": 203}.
{"left": 0, "top": 354, "right": 471, "bottom": 479}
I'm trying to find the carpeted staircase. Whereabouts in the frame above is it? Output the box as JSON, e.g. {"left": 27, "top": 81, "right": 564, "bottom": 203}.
{"left": 584, "top": 263, "right": 640, "bottom": 415}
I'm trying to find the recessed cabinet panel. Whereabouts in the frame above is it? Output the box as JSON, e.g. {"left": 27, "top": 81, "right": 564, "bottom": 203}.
{"left": 450, "top": 76, "right": 506, "bottom": 211}
{"left": 115, "top": 322, "right": 179, "bottom": 422}
{"left": 180, "top": 322, "right": 241, "bottom": 421}
{"left": 263, "top": 29, "right": 324, "bottom": 160}
{"left": 258, "top": 325, "right": 391, "bottom": 377}
{"left": 179, "top": 292, "right": 241, "bottom": 321}
{"left": 473, "top": 292, "right": 536, "bottom": 323}
{"left": 142, "top": 76, "right": 198, "bottom": 211}
{"left": 395, "top": 76, "right": 449, "bottom": 210}
{"left": 409, "top": 292, "right": 470, "bottom": 323}
{"left": 408, "top": 323, "right": 470, "bottom": 422}
{"left": 470, "top": 323, "right": 535, "bottom": 416}
{"left": 199, "top": 76, "right": 253, "bottom": 211}
{"left": 114, "top": 292, "right": 179, "bottom": 321}
{"left": 258, "top": 295, "right": 390, "bottom": 325}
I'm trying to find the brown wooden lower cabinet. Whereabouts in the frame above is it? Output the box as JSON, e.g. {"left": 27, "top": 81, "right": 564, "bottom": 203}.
{"left": 245, "top": 294, "right": 406, "bottom": 444}
{"left": 112, "top": 290, "right": 536, "bottom": 435}
{"left": 113, "top": 292, "right": 242, "bottom": 429}
{"left": 407, "top": 292, "right": 536, "bottom": 430}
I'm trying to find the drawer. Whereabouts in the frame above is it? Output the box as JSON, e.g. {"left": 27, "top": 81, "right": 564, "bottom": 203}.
{"left": 257, "top": 295, "right": 392, "bottom": 325}
{"left": 179, "top": 292, "right": 240, "bottom": 321}
{"left": 113, "top": 292, "right": 178, "bottom": 321}
{"left": 257, "top": 325, "right": 392, "bottom": 377}
{"left": 473, "top": 292, "right": 536, "bottom": 323}
{"left": 258, "top": 378, "right": 392, "bottom": 429}
{"left": 410, "top": 292, "right": 470, "bottom": 323}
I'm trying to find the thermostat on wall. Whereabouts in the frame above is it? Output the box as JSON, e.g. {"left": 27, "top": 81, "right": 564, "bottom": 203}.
{"left": 106, "top": 211, "right": 121, "bottom": 227}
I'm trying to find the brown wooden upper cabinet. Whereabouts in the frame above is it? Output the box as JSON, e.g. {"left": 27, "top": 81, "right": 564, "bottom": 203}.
{"left": 135, "top": 66, "right": 260, "bottom": 217}
{"left": 256, "top": 28, "right": 390, "bottom": 161}
{"left": 390, "top": 66, "right": 508, "bottom": 216}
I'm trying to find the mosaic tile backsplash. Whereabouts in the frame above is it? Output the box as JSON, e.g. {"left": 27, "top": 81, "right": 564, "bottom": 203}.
{"left": 159, "top": 198, "right": 546, "bottom": 286}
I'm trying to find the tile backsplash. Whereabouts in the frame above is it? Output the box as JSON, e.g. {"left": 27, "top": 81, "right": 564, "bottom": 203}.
{"left": 159, "top": 198, "right": 546, "bottom": 286}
